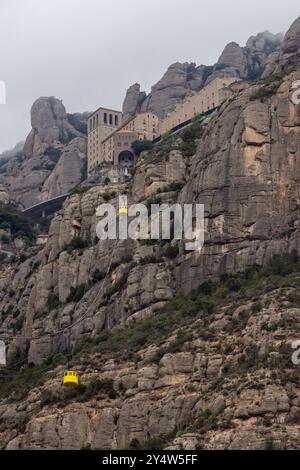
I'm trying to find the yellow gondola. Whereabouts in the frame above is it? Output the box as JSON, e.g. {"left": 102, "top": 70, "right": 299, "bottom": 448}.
{"left": 119, "top": 195, "right": 128, "bottom": 215}
{"left": 63, "top": 370, "right": 79, "bottom": 388}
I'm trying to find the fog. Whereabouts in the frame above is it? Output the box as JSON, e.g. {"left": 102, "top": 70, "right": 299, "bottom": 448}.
{"left": 0, "top": 0, "right": 299, "bottom": 152}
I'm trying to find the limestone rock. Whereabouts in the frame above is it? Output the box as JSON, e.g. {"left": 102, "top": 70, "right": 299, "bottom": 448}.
{"left": 124, "top": 30, "right": 282, "bottom": 121}
{"left": 122, "top": 83, "right": 146, "bottom": 122}
{"left": 0, "top": 185, "right": 10, "bottom": 204}
{"left": 282, "top": 15, "right": 300, "bottom": 55}
{"left": 131, "top": 62, "right": 207, "bottom": 120}
{"left": 24, "top": 97, "right": 82, "bottom": 159}
{"left": 0, "top": 97, "right": 87, "bottom": 208}
{"left": 40, "top": 137, "right": 87, "bottom": 201}
{"left": 216, "top": 42, "right": 247, "bottom": 78}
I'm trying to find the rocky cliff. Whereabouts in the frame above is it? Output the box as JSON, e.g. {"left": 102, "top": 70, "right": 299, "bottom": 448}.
{"left": 1, "top": 14, "right": 300, "bottom": 451}
{"left": 0, "top": 98, "right": 88, "bottom": 209}
{"left": 1, "top": 53, "right": 300, "bottom": 448}
{"left": 282, "top": 15, "right": 300, "bottom": 56}
{"left": 123, "top": 31, "right": 283, "bottom": 120}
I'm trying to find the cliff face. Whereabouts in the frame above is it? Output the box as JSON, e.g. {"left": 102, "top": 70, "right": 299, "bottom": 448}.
{"left": 0, "top": 97, "right": 88, "bottom": 209}
{"left": 282, "top": 15, "right": 300, "bottom": 56}
{"left": 1, "top": 63, "right": 300, "bottom": 449}
{"left": 122, "top": 31, "right": 283, "bottom": 120}
{"left": 2, "top": 283, "right": 300, "bottom": 450}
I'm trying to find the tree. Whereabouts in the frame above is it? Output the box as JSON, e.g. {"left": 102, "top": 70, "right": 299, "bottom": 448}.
{"left": 132, "top": 140, "right": 153, "bottom": 156}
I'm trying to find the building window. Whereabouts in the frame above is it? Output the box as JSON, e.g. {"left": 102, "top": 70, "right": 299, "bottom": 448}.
{"left": 96, "top": 114, "right": 99, "bottom": 127}
{"left": 104, "top": 113, "right": 107, "bottom": 124}
{"left": 109, "top": 114, "right": 113, "bottom": 125}
{"left": 115, "top": 115, "right": 119, "bottom": 126}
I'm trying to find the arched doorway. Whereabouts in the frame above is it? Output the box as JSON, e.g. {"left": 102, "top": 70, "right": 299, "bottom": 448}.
{"left": 118, "top": 150, "right": 134, "bottom": 166}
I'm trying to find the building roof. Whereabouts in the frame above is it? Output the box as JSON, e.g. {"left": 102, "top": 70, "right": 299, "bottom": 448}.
{"left": 89, "top": 106, "right": 122, "bottom": 119}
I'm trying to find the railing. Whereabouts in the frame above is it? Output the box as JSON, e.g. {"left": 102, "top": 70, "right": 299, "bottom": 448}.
{"left": 153, "top": 107, "right": 216, "bottom": 145}
{"left": 23, "top": 193, "right": 69, "bottom": 218}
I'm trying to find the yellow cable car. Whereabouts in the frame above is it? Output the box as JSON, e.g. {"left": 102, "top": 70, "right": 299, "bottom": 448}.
{"left": 119, "top": 195, "right": 128, "bottom": 215}
{"left": 63, "top": 370, "right": 79, "bottom": 389}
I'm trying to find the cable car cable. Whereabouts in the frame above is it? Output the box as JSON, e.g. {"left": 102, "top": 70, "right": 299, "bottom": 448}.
{"left": 0, "top": 239, "right": 119, "bottom": 380}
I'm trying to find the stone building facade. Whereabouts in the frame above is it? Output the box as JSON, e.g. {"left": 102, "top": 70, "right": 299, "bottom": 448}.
{"left": 101, "top": 112, "right": 160, "bottom": 167}
{"left": 88, "top": 107, "right": 122, "bottom": 173}
{"left": 87, "top": 78, "right": 238, "bottom": 176}
{"left": 159, "top": 77, "right": 238, "bottom": 134}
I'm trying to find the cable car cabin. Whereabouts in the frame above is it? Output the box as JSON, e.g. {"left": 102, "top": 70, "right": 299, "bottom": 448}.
{"left": 119, "top": 196, "right": 128, "bottom": 215}
{"left": 63, "top": 370, "right": 79, "bottom": 388}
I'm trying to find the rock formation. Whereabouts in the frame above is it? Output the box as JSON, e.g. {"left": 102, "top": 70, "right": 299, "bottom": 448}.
{"left": 0, "top": 185, "right": 10, "bottom": 205}
{"left": 1, "top": 57, "right": 300, "bottom": 448}
{"left": 0, "top": 141, "right": 24, "bottom": 162}
{"left": 0, "top": 98, "right": 88, "bottom": 209}
{"left": 282, "top": 15, "right": 300, "bottom": 55}
{"left": 123, "top": 32, "right": 283, "bottom": 120}
{"left": 122, "top": 83, "right": 147, "bottom": 122}
{"left": 123, "top": 62, "right": 208, "bottom": 120}
{"left": 2, "top": 14, "right": 300, "bottom": 451}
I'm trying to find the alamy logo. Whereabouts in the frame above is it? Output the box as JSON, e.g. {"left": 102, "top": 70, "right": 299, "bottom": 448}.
{"left": 95, "top": 196, "right": 205, "bottom": 252}
{"left": 0, "top": 340, "right": 6, "bottom": 366}
{"left": 292, "top": 340, "right": 300, "bottom": 366}
{"left": 291, "top": 81, "right": 300, "bottom": 105}
{"left": 0, "top": 80, "right": 6, "bottom": 104}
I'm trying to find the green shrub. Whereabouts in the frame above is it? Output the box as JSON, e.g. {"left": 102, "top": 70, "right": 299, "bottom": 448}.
{"left": 90, "top": 270, "right": 105, "bottom": 285}
{"left": 265, "top": 254, "right": 295, "bottom": 276}
{"left": 129, "top": 438, "right": 141, "bottom": 450}
{"left": 67, "top": 284, "right": 87, "bottom": 303}
{"left": 167, "top": 181, "right": 185, "bottom": 192}
{"left": 164, "top": 244, "right": 179, "bottom": 259}
{"left": 67, "top": 237, "right": 89, "bottom": 251}
{"left": 13, "top": 315, "right": 24, "bottom": 333}
{"left": 140, "top": 255, "right": 160, "bottom": 265}
{"left": 142, "top": 430, "right": 177, "bottom": 450}
{"left": 0, "top": 353, "right": 65, "bottom": 401}
{"left": 251, "top": 302, "right": 262, "bottom": 314}
{"left": 70, "top": 186, "right": 90, "bottom": 195}
{"left": 166, "top": 329, "right": 193, "bottom": 354}
{"left": 64, "top": 378, "right": 117, "bottom": 402}
{"left": 265, "top": 436, "right": 274, "bottom": 450}
{"left": 15, "top": 414, "right": 29, "bottom": 433}
{"left": 0, "top": 204, "right": 36, "bottom": 243}
{"left": 132, "top": 140, "right": 153, "bottom": 156}
{"left": 180, "top": 121, "right": 204, "bottom": 157}
{"left": 47, "top": 293, "right": 60, "bottom": 311}
{"left": 41, "top": 389, "right": 59, "bottom": 406}
{"left": 101, "top": 191, "right": 116, "bottom": 202}
{"left": 145, "top": 196, "right": 162, "bottom": 211}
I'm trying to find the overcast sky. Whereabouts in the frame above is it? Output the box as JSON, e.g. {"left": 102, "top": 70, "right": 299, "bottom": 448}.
{"left": 0, "top": 0, "right": 299, "bottom": 152}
